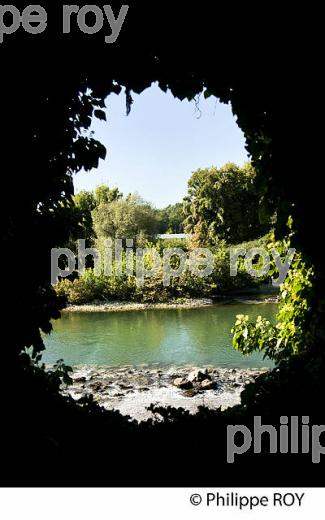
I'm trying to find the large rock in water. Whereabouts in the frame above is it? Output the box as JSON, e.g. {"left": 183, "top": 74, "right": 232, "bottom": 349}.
{"left": 188, "top": 368, "right": 211, "bottom": 383}
{"left": 199, "top": 379, "right": 218, "bottom": 390}
{"left": 173, "top": 377, "right": 193, "bottom": 389}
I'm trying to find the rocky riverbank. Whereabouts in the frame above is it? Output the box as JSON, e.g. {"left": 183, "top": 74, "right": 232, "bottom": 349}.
{"left": 63, "top": 298, "right": 214, "bottom": 313}
{"left": 61, "top": 364, "right": 269, "bottom": 422}
{"left": 62, "top": 294, "right": 278, "bottom": 314}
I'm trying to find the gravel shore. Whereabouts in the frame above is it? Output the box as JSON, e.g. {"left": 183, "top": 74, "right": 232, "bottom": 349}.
{"left": 63, "top": 298, "right": 214, "bottom": 313}
{"left": 61, "top": 363, "right": 269, "bottom": 422}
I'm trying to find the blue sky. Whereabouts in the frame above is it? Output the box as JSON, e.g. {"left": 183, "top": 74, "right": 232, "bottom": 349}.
{"left": 74, "top": 83, "right": 249, "bottom": 208}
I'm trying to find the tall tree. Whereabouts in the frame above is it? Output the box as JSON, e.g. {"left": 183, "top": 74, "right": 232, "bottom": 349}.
{"left": 184, "top": 162, "right": 268, "bottom": 245}
{"left": 71, "top": 184, "right": 122, "bottom": 245}
{"left": 92, "top": 193, "right": 160, "bottom": 244}
{"left": 73, "top": 190, "right": 96, "bottom": 243}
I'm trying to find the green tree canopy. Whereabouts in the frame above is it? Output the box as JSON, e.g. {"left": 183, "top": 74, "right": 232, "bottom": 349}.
{"left": 72, "top": 184, "right": 122, "bottom": 244}
{"left": 73, "top": 190, "right": 96, "bottom": 243}
{"left": 184, "top": 162, "right": 269, "bottom": 245}
{"left": 95, "top": 184, "right": 122, "bottom": 205}
{"left": 157, "top": 202, "right": 185, "bottom": 234}
{"left": 92, "top": 193, "right": 160, "bottom": 243}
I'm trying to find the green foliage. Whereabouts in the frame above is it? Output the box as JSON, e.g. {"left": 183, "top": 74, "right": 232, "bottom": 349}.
{"left": 210, "top": 242, "right": 256, "bottom": 293}
{"left": 154, "top": 237, "right": 190, "bottom": 252}
{"left": 92, "top": 193, "right": 160, "bottom": 245}
{"left": 232, "top": 248, "right": 314, "bottom": 362}
{"left": 69, "top": 185, "right": 122, "bottom": 247}
{"left": 136, "top": 271, "right": 171, "bottom": 303}
{"left": 55, "top": 236, "right": 268, "bottom": 304}
{"left": 184, "top": 162, "right": 269, "bottom": 245}
{"left": 70, "top": 188, "right": 186, "bottom": 253}
{"left": 157, "top": 203, "right": 185, "bottom": 234}
{"left": 55, "top": 270, "right": 137, "bottom": 304}
{"left": 95, "top": 184, "right": 122, "bottom": 205}
{"left": 73, "top": 190, "right": 97, "bottom": 244}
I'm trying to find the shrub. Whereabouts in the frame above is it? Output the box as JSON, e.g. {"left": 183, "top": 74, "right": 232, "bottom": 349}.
{"left": 232, "top": 249, "right": 314, "bottom": 362}
{"left": 54, "top": 235, "right": 273, "bottom": 304}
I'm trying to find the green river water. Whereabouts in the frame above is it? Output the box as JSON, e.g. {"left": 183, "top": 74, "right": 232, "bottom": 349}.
{"left": 43, "top": 301, "right": 277, "bottom": 368}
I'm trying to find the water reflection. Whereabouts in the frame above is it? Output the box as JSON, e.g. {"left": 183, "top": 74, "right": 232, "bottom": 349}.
{"left": 43, "top": 303, "right": 277, "bottom": 368}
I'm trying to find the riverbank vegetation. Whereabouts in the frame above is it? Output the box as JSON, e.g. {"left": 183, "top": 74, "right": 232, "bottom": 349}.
{"left": 55, "top": 236, "right": 270, "bottom": 304}
{"left": 55, "top": 162, "right": 274, "bottom": 304}
{"left": 183, "top": 162, "right": 270, "bottom": 245}
{"left": 232, "top": 234, "right": 315, "bottom": 363}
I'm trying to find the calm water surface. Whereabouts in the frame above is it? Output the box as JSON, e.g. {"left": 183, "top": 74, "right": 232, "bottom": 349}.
{"left": 43, "top": 302, "right": 277, "bottom": 368}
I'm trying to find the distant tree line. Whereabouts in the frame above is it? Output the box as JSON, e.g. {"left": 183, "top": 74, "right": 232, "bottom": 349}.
{"left": 71, "top": 161, "right": 267, "bottom": 248}
{"left": 72, "top": 185, "right": 184, "bottom": 247}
